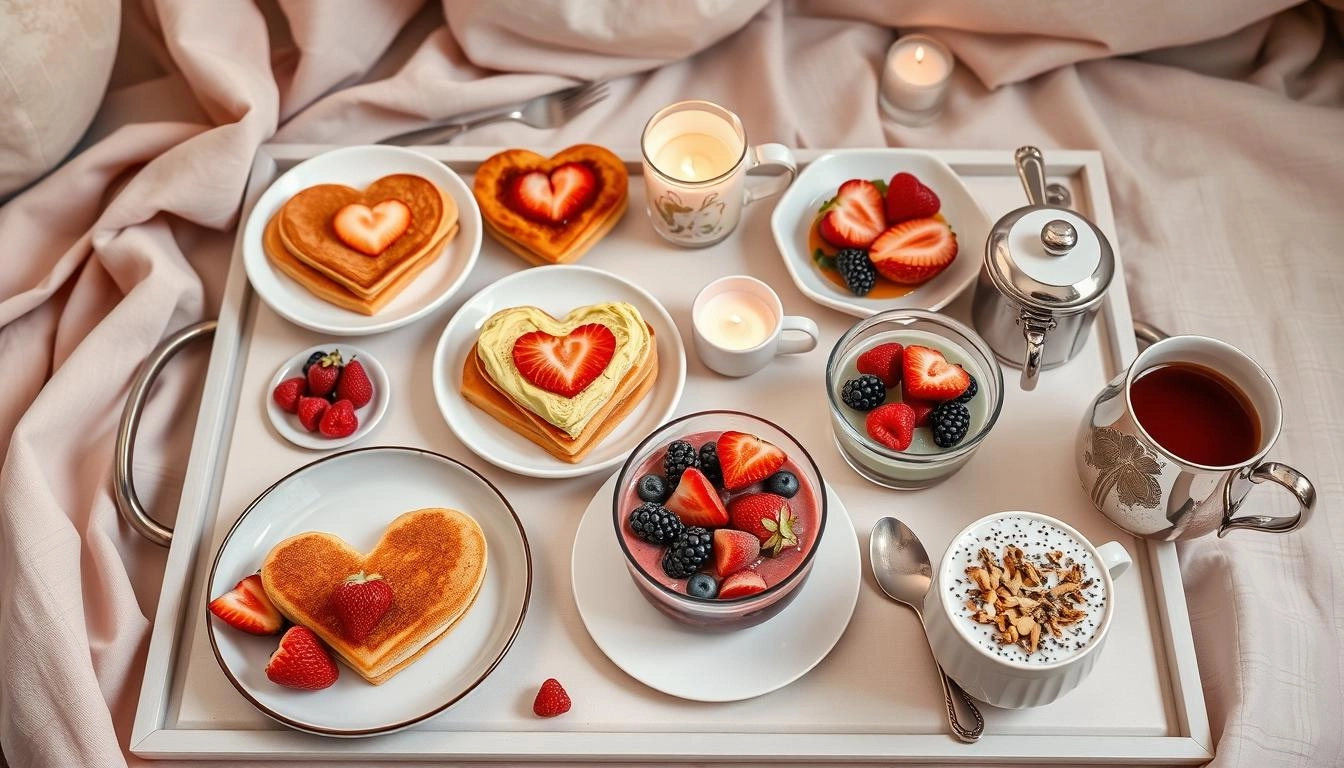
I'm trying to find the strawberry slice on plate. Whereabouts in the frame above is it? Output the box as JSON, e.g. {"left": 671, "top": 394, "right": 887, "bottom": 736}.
{"left": 333, "top": 200, "right": 411, "bottom": 256}
{"left": 208, "top": 574, "right": 283, "bottom": 635}
{"left": 818, "top": 179, "right": 886, "bottom": 249}
{"left": 665, "top": 468, "right": 729, "bottom": 528}
{"left": 869, "top": 218, "right": 958, "bottom": 285}
{"left": 716, "top": 431, "right": 786, "bottom": 491}
{"left": 885, "top": 172, "right": 941, "bottom": 224}
{"left": 902, "top": 345, "right": 971, "bottom": 402}
{"left": 512, "top": 323, "right": 616, "bottom": 398}
{"left": 266, "top": 626, "right": 339, "bottom": 690}
{"left": 507, "top": 162, "right": 598, "bottom": 224}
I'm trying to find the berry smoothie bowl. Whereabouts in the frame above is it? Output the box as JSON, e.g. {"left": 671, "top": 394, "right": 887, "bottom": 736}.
{"left": 612, "top": 411, "right": 827, "bottom": 630}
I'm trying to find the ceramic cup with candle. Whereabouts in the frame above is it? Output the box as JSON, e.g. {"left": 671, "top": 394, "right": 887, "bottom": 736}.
{"left": 692, "top": 276, "right": 819, "bottom": 377}
{"left": 879, "top": 34, "right": 954, "bottom": 126}
{"left": 641, "top": 100, "right": 797, "bottom": 247}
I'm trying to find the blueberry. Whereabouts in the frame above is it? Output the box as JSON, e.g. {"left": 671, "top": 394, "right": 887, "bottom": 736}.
{"left": 301, "top": 350, "right": 327, "bottom": 374}
{"left": 686, "top": 573, "right": 719, "bottom": 599}
{"left": 763, "top": 470, "right": 799, "bottom": 498}
{"left": 636, "top": 474, "right": 668, "bottom": 503}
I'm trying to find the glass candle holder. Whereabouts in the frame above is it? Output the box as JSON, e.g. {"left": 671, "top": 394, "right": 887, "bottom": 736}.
{"left": 879, "top": 34, "right": 955, "bottom": 126}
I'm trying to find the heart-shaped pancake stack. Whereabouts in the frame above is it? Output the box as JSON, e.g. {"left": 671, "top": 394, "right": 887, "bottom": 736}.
{"left": 473, "top": 145, "right": 627, "bottom": 266}
{"left": 263, "top": 174, "right": 459, "bottom": 315}
{"left": 260, "top": 508, "right": 486, "bottom": 685}
{"left": 461, "top": 303, "right": 657, "bottom": 462}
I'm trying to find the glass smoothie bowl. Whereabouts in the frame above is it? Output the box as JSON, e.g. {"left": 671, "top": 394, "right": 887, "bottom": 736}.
{"left": 827, "top": 309, "right": 1004, "bottom": 489}
{"left": 612, "top": 410, "right": 828, "bottom": 630}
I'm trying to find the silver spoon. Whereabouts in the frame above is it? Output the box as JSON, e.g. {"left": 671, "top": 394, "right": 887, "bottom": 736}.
{"left": 870, "top": 517, "right": 985, "bottom": 743}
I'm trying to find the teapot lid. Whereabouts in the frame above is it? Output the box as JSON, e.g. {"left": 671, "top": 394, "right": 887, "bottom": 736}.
{"left": 985, "top": 204, "right": 1115, "bottom": 313}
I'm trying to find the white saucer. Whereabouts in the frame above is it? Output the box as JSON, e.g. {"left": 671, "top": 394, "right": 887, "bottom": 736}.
{"left": 206, "top": 447, "right": 531, "bottom": 737}
{"left": 241, "top": 145, "right": 483, "bottom": 336}
{"left": 770, "top": 149, "right": 991, "bottom": 318}
{"left": 431, "top": 264, "right": 687, "bottom": 479}
{"left": 264, "top": 343, "right": 390, "bottom": 450}
{"left": 571, "top": 471, "right": 861, "bottom": 702}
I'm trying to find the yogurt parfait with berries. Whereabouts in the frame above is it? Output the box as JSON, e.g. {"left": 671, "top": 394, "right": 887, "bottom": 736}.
{"left": 613, "top": 411, "right": 827, "bottom": 629}
{"left": 826, "top": 309, "right": 1004, "bottom": 489}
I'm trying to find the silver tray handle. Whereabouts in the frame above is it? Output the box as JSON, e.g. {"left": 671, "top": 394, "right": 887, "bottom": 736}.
{"left": 114, "top": 321, "right": 217, "bottom": 547}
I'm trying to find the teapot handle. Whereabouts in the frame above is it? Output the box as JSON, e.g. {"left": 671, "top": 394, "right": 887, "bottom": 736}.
{"left": 1019, "top": 313, "right": 1055, "bottom": 391}
{"left": 1015, "top": 146, "right": 1049, "bottom": 206}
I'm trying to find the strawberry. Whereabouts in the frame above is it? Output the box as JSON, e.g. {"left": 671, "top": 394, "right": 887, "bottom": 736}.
{"left": 713, "top": 528, "right": 761, "bottom": 577}
{"left": 297, "top": 396, "right": 329, "bottom": 432}
{"left": 866, "top": 402, "right": 916, "bottom": 451}
{"left": 868, "top": 218, "right": 958, "bottom": 285}
{"left": 512, "top": 323, "right": 615, "bottom": 398}
{"left": 904, "top": 396, "right": 938, "bottom": 427}
{"left": 333, "top": 200, "right": 411, "bottom": 256}
{"left": 330, "top": 571, "right": 393, "bottom": 644}
{"left": 335, "top": 358, "right": 374, "bottom": 408}
{"left": 272, "top": 377, "right": 306, "bottom": 414}
{"left": 902, "top": 345, "right": 971, "bottom": 402}
{"left": 716, "top": 431, "right": 786, "bottom": 491}
{"left": 728, "top": 493, "right": 798, "bottom": 556}
{"left": 319, "top": 399, "right": 359, "bottom": 438}
{"left": 885, "top": 172, "right": 941, "bottom": 224}
{"left": 266, "top": 626, "right": 339, "bottom": 690}
{"left": 719, "top": 570, "right": 767, "bottom": 599}
{"left": 856, "top": 342, "right": 904, "bottom": 389}
{"left": 664, "top": 468, "right": 729, "bottom": 528}
{"left": 208, "top": 574, "right": 283, "bottom": 635}
{"left": 306, "top": 350, "right": 343, "bottom": 397}
{"left": 507, "top": 163, "right": 597, "bottom": 224}
{"left": 532, "top": 678, "right": 572, "bottom": 717}
{"left": 817, "top": 179, "right": 886, "bottom": 249}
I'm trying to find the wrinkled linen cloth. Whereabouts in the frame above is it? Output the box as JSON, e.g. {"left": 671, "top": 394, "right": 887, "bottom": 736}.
{"left": 1, "top": 1, "right": 1341, "bottom": 766}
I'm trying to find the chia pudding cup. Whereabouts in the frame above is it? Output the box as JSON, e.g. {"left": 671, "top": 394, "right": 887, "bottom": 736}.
{"left": 612, "top": 411, "right": 827, "bottom": 630}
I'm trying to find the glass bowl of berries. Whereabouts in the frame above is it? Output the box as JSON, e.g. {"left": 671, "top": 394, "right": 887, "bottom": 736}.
{"left": 612, "top": 411, "right": 828, "bottom": 630}
{"left": 826, "top": 309, "right": 1004, "bottom": 489}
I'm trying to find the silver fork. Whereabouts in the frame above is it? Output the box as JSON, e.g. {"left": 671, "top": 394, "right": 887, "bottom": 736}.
{"left": 382, "top": 81, "right": 609, "bottom": 145}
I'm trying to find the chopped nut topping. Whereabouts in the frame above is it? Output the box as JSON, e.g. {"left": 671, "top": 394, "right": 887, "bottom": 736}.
{"left": 960, "top": 545, "right": 1095, "bottom": 656}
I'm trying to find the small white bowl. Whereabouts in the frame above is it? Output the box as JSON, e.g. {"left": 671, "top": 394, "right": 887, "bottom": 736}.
{"left": 265, "top": 343, "right": 390, "bottom": 450}
{"left": 770, "top": 149, "right": 991, "bottom": 317}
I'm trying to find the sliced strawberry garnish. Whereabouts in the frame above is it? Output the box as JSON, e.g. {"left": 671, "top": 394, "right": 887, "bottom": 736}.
{"left": 506, "top": 162, "right": 597, "bottom": 224}
{"left": 716, "top": 431, "right": 786, "bottom": 491}
{"left": 727, "top": 492, "right": 798, "bottom": 556}
{"left": 904, "top": 396, "right": 938, "bottom": 428}
{"left": 664, "top": 468, "right": 729, "bottom": 528}
{"left": 869, "top": 218, "right": 958, "bottom": 285}
{"left": 866, "top": 402, "right": 916, "bottom": 451}
{"left": 885, "top": 172, "right": 941, "bottom": 224}
{"left": 902, "top": 345, "right": 971, "bottom": 402}
{"left": 719, "top": 570, "right": 768, "bottom": 599}
{"left": 208, "top": 574, "right": 283, "bottom": 635}
{"left": 857, "top": 342, "right": 904, "bottom": 389}
{"left": 713, "top": 528, "right": 761, "bottom": 577}
{"left": 512, "top": 323, "right": 616, "bottom": 398}
{"left": 332, "top": 200, "right": 411, "bottom": 256}
{"left": 266, "top": 626, "right": 339, "bottom": 690}
{"left": 817, "top": 179, "right": 886, "bottom": 249}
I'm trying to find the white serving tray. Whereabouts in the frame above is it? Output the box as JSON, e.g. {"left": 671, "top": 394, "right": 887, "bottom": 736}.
{"left": 128, "top": 145, "right": 1212, "bottom": 764}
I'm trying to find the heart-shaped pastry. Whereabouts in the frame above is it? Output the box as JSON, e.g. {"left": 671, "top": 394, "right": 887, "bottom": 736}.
{"left": 333, "top": 200, "right": 412, "bottom": 256}
{"left": 259, "top": 507, "right": 487, "bottom": 685}
{"left": 473, "top": 145, "right": 628, "bottom": 265}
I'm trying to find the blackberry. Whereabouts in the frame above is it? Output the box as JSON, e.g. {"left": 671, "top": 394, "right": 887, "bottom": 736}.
{"left": 686, "top": 573, "right": 719, "bottom": 599}
{"left": 662, "top": 440, "right": 699, "bottom": 488}
{"left": 929, "top": 401, "right": 971, "bottom": 448}
{"left": 302, "top": 350, "right": 327, "bottom": 374}
{"left": 835, "top": 248, "right": 877, "bottom": 296}
{"left": 955, "top": 370, "right": 978, "bottom": 404}
{"left": 636, "top": 474, "right": 669, "bottom": 503}
{"left": 661, "top": 526, "right": 713, "bottom": 579}
{"left": 763, "top": 470, "right": 799, "bottom": 498}
{"left": 698, "top": 442, "right": 723, "bottom": 488}
{"left": 628, "top": 502, "right": 684, "bottom": 545}
{"left": 841, "top": 374, "right": 887, "bottom": 411}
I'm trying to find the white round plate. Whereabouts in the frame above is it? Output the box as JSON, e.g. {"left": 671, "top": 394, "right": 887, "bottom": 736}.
{"left": 206, "top": 447, "right": 531, "bottom": 737}
{"left": 571, "top": 471, "right": 861, "bottom": 702}
{"left": 242, "top": 145, "right": 483, "bottom": 336}
{"left": 432, "top": 264, "right": 687, "bottom": 479}
{"left": 264, "top": 343, "right": 390, "bottom": 450}
{"left": 770, "top": 149, "right": 992, "bottom": 318}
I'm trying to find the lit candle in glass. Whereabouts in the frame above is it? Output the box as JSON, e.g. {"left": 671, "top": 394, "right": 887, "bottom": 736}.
{"left": 696, "top": 290, "right": 775, "bottom": 351}
{"left": 879, "top": 34, "right": 954, "bottom": 125}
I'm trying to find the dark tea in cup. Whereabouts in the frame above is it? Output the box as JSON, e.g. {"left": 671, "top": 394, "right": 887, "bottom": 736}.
{"left": 1130, "top": 362, "right": 1259, "bottom": 467}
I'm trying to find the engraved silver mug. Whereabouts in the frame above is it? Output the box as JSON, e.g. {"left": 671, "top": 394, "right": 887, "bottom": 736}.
{"left": 1076, "top": 325, "right": 1315, "bottom": 540}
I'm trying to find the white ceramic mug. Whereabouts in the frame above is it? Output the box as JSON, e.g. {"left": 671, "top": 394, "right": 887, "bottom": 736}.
{"left": 692, "top": 276, "right": 819, "bottom": 378}
{"left": 923, "top": 511, "right": 1131, "bottom": 709}
{"left": 641, "top": 100, "right": 797, "bottom": 247}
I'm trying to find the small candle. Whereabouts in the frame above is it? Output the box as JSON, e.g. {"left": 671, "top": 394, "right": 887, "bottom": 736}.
{"left": 696, "top": 291, "right": 775, "bottom": 350}
{"left": 879, "top": 34, "right": 954, "bottom": 125}
{"left": 652, "top": 130, "right": 738, "bottom": 183}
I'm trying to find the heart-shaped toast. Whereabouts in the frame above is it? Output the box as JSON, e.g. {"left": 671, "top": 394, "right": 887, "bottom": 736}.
{"left": 473, "top": 145, "right": 628, "bottom": 265}
{"left": 260, "top": 508, "right": 487, "bottom": 685}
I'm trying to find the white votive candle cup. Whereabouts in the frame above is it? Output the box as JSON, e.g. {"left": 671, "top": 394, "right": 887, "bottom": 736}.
{"left": 879, "top": 34, "right": 954, "bottom": 126}
{"left": 692, "top": 276, "right": 820, "bottom": 378}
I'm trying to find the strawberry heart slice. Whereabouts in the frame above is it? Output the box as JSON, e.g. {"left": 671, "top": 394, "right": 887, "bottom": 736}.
{"left": 511, "top": 323, "right": 616, "bottom": 397}
{"left": 866, "top": 402, "right": 916, "bottom": 451}
{"left": 506, "top": 163, "right": 598, "bottom": 224}
{"left": 332, "top": 200, "right": 412, "bottom": 256}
